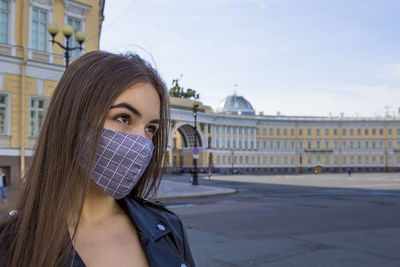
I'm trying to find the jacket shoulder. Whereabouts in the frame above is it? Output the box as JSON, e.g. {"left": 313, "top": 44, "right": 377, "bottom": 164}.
{"left": 133, "top": 197, "right": 178, "bottom": 219}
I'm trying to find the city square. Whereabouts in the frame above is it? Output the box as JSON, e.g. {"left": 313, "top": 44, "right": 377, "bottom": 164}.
{"left": 164, "top": 173, "right": 400, "bottom": 266}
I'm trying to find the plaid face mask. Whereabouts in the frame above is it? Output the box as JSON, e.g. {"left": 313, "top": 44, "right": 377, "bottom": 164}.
{"left": 91, "top": 128, "right": 154, "bottom": 199}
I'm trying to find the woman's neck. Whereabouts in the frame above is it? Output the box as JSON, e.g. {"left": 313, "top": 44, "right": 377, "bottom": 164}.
{"left": 78, "top": 181, "right": 124, "bottom": 225}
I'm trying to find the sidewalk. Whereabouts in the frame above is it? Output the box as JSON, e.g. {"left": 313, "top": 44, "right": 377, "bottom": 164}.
{"left": 0, "top": 177, "right": 236, "bottom": 216}
{"left": 154, "top": 179, "right": 237, "bottom": 200}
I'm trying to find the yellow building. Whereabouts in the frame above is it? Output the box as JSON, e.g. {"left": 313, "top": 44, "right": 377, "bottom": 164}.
{"left": 0, "top": 0, "right": 104, "bottom": 186}
{"left": 168, "top": 93, "right": 400, "bottom": 174}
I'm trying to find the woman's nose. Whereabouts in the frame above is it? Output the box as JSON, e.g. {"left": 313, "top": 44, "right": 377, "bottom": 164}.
{"left": 130, "top": 126, "right": 146, "bottom": 137}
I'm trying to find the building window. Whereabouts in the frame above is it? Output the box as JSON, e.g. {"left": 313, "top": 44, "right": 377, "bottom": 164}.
{"left": 350, "top": 140, "right": 354, "bottom": 149}
{"left": 343, "top": 155, "right": 347, "bottom": 165}
{"left": 364, "top": 140, "right": 369, "bottom": 150}
{"left": 365, "top": 156, "right": 369, "bottom": 164}
{"left": 350, "top": 129, "right": 354, "bottom": 136}
{"left": 283, "top": 129, "right": 287, "bottom": 136}
{"left": 316, "top": 129, "right": 320, "bottom": 136}
{"left": 380, "top": 155, "right": 384, "bottom": 165}
{"left": 325, "top": 140, "right": 329, "bottom": 148}
{"left": 217, "top": 156, "right": 220, "bottom": 165}
{"left": 380, "top": 129, "right": 384, "bottom": 135}
{"left": 388, "top": 139, "right": 393, "bottom": 149}
{"left": 269, "top": 139, "right": 273, "bottom": 149}
{"left": 325, "top": 129, "right": 329, "bottom": 136}
{"left": 307, "top": 155, "right": 311, "bottom": 165}
{"left": 341, "top": 139, "right": 346, "bottom": 150}
{"left": 372, "top": 140, "right": 376, "bottom": 149}
{"left": 365, "top": 129, "right": 369, "bottom": 135}
{"left": 334, "top": 140, "right": 338, "bottom": 150}
{"left": 240, "top": 156, "right": 243, "bottom": 164}
{"left": 342, "top": 129, "right": 346, "bottom": 136}
{"left": 277, "top": 155, "right": 281, "bottom": 165}
{"left": 269, "top": 128, "right": 273, "bottom": 135}
{"left": 284, "top": 156, "right": 288, "bottom": 165}
{"left": 270, "top": 156, "right": 274, "bottom": 165}
{"left": 276, "top": 139, "right": 281, "bottom": 149}
{"left": 263, "top": 128, "right": 266, "bottom": 135}
{"left": 0, "top": 0, "right": 9, "bottom": 44}
{"left": 0, "top": 94, "right": 7, "bottom": 134}
{"left": 334, "top": 129, "right": 338, "bottom": 136}
{"left": 290, "top": 156, "right": 294, "bottom": 165}
{"left": 252, "top": 156, "right": 255, "bottom": 164}
{"left": 316, "top": 155, "right": 320, "bottom": 162}
{"left": 372, "top": 156, "right": 376, "bottom": 164}
{"left": 357, "top": 129, "right": 361, "bottom": 135}
{"left": 245, "top": 156, "right": 249, "bottom": 164}
{"left": 380, "top": 140, "right": 384, "bottom": 150}
{"left": 299, "top": 129, "right": 303, "bottom": 136}
{"left": 372, "top": 129, "right": 376, "bottom": 135}
{"left": 299, "top": 140, "right": 303, "bottom": 150}
{"left": 307, "top": 139, "right": 312, "bottom": 149}
{"left": 325, "top": 155, "right": 329, "bottom": 164}
{"left": 316, "top": 140, "right": 321, "bottom": 149}
{"left": 290, "top": 140, "right": 295, "bottom": 150}
{"left": 283, "top": 139, "right": 288, "bottom": 149}
{"left": 358, "top": 155, "right": 362, "bottom": 165}
{"left": 350, "top": 155, "right": 354, "bottom": 165}
{"left": 388, "top": 129, "right": 392, "bottom": 135}
{"left": 307, "top": 129, "right": 311, "bottom": 136}
{"left": 264, "top": 156, "right": 267, "bottom": 164}
{"left": 358, "top": 139, "right": 362, "bottom": 149}
{"left": 290, "top": 129, "right": 294, "bottom": 136}
{"left": 263, "top": 139, "right": 266, "bottom": 149}
{"left": 276, "top": 128, "right": 280, "bottom": 135}
{"left": 31, "top": 8, "right": 48, "bottom": 51}
{"left": 30, "top": 98, "right": 46, "bottom": 137}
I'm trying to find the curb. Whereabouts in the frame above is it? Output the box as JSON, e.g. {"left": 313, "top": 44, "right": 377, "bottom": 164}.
{"left": 154, "top": 188, "right": 237, "bottom": 201}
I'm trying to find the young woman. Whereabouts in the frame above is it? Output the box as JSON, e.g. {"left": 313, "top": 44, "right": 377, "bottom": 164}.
{"left": 0, "top": 51, "right": 195, "bottom": 267}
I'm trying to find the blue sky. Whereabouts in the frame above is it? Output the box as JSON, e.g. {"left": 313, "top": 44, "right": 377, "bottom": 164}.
{"left": 100, "top": 0, "right": 400, "bottom": 117}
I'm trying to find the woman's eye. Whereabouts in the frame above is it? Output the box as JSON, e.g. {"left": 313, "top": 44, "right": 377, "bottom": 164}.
{"left": 146, "top": 125, "right": 158, "bottom": 134}
{"left": 115, "top": 114, "right": 130, "bottom": 124}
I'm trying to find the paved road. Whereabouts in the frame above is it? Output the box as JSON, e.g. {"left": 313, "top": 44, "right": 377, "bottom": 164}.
{"left": 164, "top": 173, "right": 400, "bottom": 267}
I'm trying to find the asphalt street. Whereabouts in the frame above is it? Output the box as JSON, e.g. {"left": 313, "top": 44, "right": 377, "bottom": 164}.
{"left": 164, "top": 173, "right": 400, "bottom": 267}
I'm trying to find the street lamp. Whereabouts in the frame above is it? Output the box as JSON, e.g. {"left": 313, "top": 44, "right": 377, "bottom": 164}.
{"left": 192, "top": 103, "right": 199, "bottom": 185}
{"left": 47, "top": 22, "right": 85, "bottom": 68}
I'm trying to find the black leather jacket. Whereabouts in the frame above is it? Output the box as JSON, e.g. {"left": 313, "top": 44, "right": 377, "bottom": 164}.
{"left": 65, "top": 196, "right": 196, "bottom": 267}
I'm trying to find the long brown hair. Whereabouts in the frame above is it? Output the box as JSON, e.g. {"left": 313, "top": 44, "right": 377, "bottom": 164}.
{"left": 0, "top": 51, "right": 169, "bottom": 266}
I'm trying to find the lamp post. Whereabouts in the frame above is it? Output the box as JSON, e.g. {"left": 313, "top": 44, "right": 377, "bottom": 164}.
{"left": 47, "top": 23, "right": 85, "bottom": 68}
{"left": 192, "top": 103, "right": 199, "bottom": 185}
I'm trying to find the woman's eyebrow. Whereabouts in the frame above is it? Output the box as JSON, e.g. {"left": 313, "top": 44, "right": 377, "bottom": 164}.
{"left": 150, "top": 119, "right": 161, "bottom": 124}
{"left": 110, "top": 103, "right": 141, "bottom": 117}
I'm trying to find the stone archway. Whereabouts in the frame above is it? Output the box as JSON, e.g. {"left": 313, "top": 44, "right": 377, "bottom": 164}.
{"left": 168, "top": 123, "right": 204, "bottom": 171}
{"left": 314, "top": 165, "right": 323, "bottom": 173}
{"left": 169, "top": 123, "right": 203, "bottom": 149}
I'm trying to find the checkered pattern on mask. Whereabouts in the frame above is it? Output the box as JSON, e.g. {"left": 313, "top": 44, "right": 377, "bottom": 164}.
{"left": 91, "top": 128, "right": 154, "bottom": 199}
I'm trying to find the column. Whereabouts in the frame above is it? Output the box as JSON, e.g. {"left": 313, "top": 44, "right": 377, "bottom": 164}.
{"left": 253, "top": 127, "right": 257, "bottom": 149}
{"left": 225, "top": 126, "right": 228, "bottom": 149}
{"left": 205, "top": 124, "right": 209, "bottom": 148}
{"left": 236, "top": 127, "right": 239, "bottom": 149}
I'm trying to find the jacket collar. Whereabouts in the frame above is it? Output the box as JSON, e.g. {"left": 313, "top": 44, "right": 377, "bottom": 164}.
{"left": 119, "top": 197, "right": 171, "bottom": 242}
